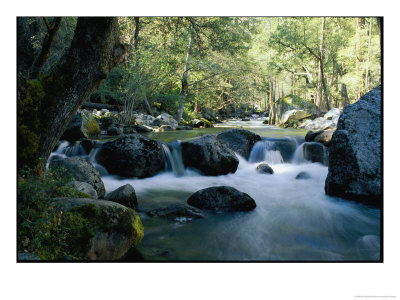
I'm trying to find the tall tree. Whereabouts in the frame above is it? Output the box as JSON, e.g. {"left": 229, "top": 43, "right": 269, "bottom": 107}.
{"left": 18, "top": 17, "right": 125, "bottom": 173}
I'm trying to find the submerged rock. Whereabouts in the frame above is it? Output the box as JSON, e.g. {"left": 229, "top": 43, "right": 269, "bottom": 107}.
{"left": 96, "top": 134, "right": 164, "bottom": 178}
{"left": 325, "top": 86, "right": 382, "bottom": 207}
{"left": 50, "top": 157, "right": 105, "bottom": 198}
{"left": 295, "top": 171, "right": 311, "bottom": 180}
{"left": 51, "top": 198, "right": 144, "bottom": 260}
{"left": 216, "top": 129, "right": 261, "bottom": 159}
{"left": 187, "top": 186, "right": 256, "bottom": 212}
{"left": 256, "top": 163, "right": 274, "bottom": 174}
{"left": 181, "top": 134, "right": 239, "bottom": 176}
{"left": 105, "top": 184, "right": 138, "bottom": 210}
{"left": 147, "top": 203, "right": 205, "bottom": 221}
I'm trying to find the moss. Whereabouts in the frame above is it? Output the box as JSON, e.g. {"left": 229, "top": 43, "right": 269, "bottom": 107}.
{"left": 85, "top": 119, "right": 101, "bottom": 137}
{"left": 280, "top": 94, "right": 315, "bottom": 109}
{"left": 201, "top": 118, "right": 213, "bottom": 128}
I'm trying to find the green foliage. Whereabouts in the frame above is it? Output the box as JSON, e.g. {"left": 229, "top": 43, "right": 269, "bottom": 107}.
{"left": 17, "top": 167, "right": 91, "bottom": 259}
{"left": 157, "top": 92, "right": 180, "bottom": 114}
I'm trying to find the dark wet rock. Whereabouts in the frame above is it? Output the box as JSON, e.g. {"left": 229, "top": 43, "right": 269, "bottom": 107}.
{"left": 105, "top": 184, "right": 138, "bottom": 210}
{"left": 176, "top": 125, "right": 193, "bottom": 130}
{"left": 107, "top": 127, "right": 122, "bottom": 136}
{"left": 96, "top": 134, "right": 164, "bottom": 178}
{"left": 134, "top": 124, "right": 153, "bottom": 133}
{"left": 187, "top": 186, "right": 256, "bottom": 212}
{"left": 295, "top": 171, "right": 311, "bottom": 180}
{"left": 241, "top": 118, "right": 250, "bottom": 121}
{"left": 50, "top": 157, "right": 105, "bottom": 198}
{"left": 216, "top": 129, "right": 262, "bottom": 159}
{"left": 67, "top": 181, "right": 98, "bottom": 199}
{"left": 256, "top": 163, "right": 274, "bottom": 174}
{"left": 181, "top": 134, "right": 239, "bottom": 176}
{"left": 80, "top": 139, "right": 101, "bottom": 155}
{"left": 305, "top": 130, "right": 324, "bottom": 142}
{"left": 51, "top": 198, "right": 144, "bottom": 260}
{"left": 147, "top": 203, "right": 204, "bottom": 221}
{"left": 325, "top": 86, "right": 382, "bottom": 207}
{"left": 303, "top": 142, "right": 328, "bottom": 166}
{"left": 18, "top": 252, "right": 42, "bottom": 261}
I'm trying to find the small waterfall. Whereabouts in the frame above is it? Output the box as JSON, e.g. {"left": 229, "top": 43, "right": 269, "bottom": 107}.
{"left": 248, "top": 140, "right": 284, "bottom": 164}
{"left": 162, "top": 140, "right": 185, "bottom": 177}
{"left": 292, "top": 143, "right": 307, "bottom": 164}
{"left": 88, "top": 146, "right": 109, "bottom": 176}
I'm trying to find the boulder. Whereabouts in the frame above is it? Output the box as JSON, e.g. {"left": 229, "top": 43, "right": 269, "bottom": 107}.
{"left": 107, "top": 127, "right": 122, "bottom": 136}
{"left": 67, "top": 181, "right": 98, "bottom": 199}
{"left": 50, "top": 157, "right": 105, "bottom": 198}
{"left": 295, "top": 171, "right": 311, "bottom": 180}
{"left": 216, "top": 129, "right": 262, "bottom": 159}
{"left": 80, "top": 139, "right": 102, "bottom": 155}
{"left": 305, "top": 130, "right": 324, "bottom": 142}
{"left": 96, "top": 134, "right": 164, "bottom": 178}
{"left": 325, "top": 86, "right": 382, "bottom": 207}
{"left": 151, "top": 113, "right": 178, "bottom": 129}
{"left": 51, "top": 198, "right": 144, "bottom": 260}
{"left": 256, "top": 163, "right": 274, "bottom": 174}
{"left": 314, "top": 130, "right": 334, "bottom": 146}
{"left": 134, "top": 113, "right": 156, "bottom": 126}
{"left": 105, "top": 184, "right": 138, "bottom": 210}
{"left": 324, "top": 108, "right": 341, "bottom": 120}
{"left": 305, "top": 117, "right": 336, "bottom": 131}
{"left": 187, "top": 186, "right": 256, "bottom": 212}
{"left": 147, "top": 203, "right": 204, "bottom": 222}
{"left": 276, "top": 94, "right": 319, "bottom": 124}
{"left": 181, "top": 134, "right": 239, "bottom": 176}
{"left": 159, "top": 125, "right": 175, "bottom": 132}
{"left": 190, "top": 119, "right": 205, "bottom": 128}
{"left": 281, "top": 109, "right": 309, "bottom": 124}
{"left": 303, "top": 142, "right": 328, "bottom": 166}
{"left": 202, "top": 107, "right": 217, "bottom": 121}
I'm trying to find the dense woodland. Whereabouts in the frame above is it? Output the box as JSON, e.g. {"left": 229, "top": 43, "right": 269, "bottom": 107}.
{"left": 18, "top": 17, "right": 381, "bottom": 122}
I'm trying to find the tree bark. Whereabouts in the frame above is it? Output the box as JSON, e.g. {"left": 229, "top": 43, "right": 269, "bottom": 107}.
{"left": 318, "top": 17, "right": 330, "bottom": 111}
{"left": 30, "top": 17, "right": 62, "bottom": 79}
{"left": 365, "top": 17, "right": 373, "bottom": 92}
{"left": 177, "top": 25, "right": 194, "bottom": 122}
{"left": 18, "top": 17, "right": 125, "bottom": 172}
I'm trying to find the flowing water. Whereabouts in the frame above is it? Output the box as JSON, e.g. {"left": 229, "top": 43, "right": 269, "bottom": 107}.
{"left": 50, "top": 119, "right": 381, "bottom": 261}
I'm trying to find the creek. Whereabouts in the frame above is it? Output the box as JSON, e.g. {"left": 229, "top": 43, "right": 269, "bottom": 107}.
{"left": 50, "top": 118, "right": 381, "bottom": 261}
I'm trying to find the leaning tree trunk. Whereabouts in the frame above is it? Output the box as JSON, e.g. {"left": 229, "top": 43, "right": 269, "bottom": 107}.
{"left": 17, "top": 17, "right": 125, "bottom": 173}
{"left": 177, "top": 25, "right": 194, "bottom": 123}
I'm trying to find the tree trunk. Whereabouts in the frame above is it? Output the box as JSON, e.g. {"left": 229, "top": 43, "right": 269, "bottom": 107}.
{"left": 177, "top": 25, "right": 194, "bottom": 122}
{"left": 30, "top": 17, "right": 62, "bottom": 79}
{"left": 341, "top": 83, "right": 350, "bottom": 108}
{"left": 18, "top": 17, "right": 125, "bottom": 173}
{"left": 365, "top": 17, "right": 373, "bottom": 92}
{"left": 268, "top": 79, "right": 274, "bottom": 125}
{"left": 355, "top": 17, "right": 362, "bottom": 100}
{"left": 319, "top": 17, "right": 330, "bottom": 111}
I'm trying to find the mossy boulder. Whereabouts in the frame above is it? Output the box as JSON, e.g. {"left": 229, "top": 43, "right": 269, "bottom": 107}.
{"left": 67, "top": 181, "right": 98, "bottom": 199}
{"left": 61, "top": 110, "right": 100, "bottom": 142}
{"left": 51, "top": 198, "right": 144, "bottom": 260}
{"left": 49, "top": 157, "right": 105, "bottom": 198}
{"left": 276, "top": 95, "right": 319, "bottom": 125}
